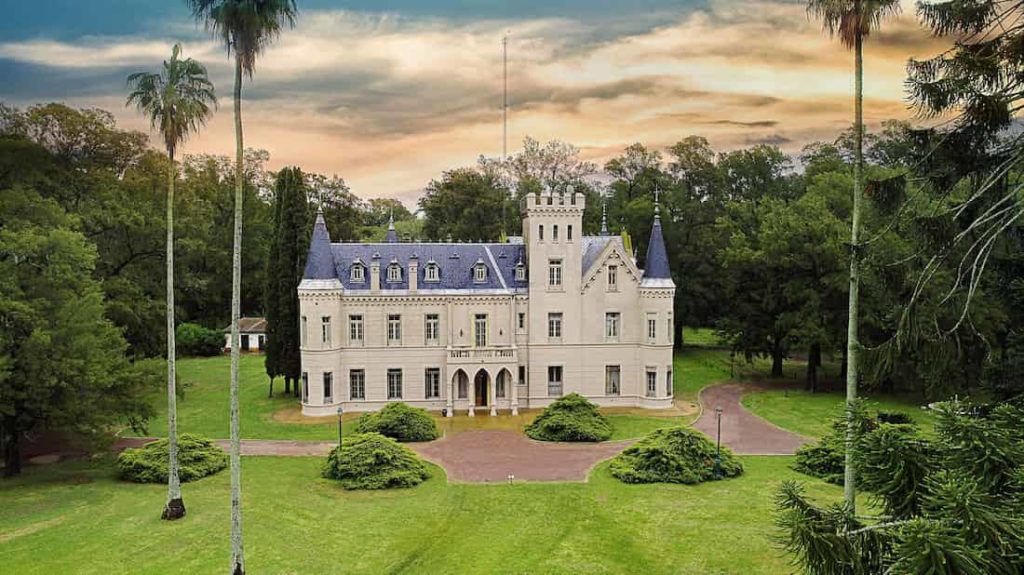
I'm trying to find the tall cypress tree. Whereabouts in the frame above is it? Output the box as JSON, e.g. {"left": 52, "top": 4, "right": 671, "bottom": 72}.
{"left": 264, "top": 167, "right": 310, "bottom": 398}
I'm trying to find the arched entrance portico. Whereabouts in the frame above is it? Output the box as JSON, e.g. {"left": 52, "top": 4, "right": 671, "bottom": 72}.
{"left": 473, "top": 370, "right": 490, "bottom": 408}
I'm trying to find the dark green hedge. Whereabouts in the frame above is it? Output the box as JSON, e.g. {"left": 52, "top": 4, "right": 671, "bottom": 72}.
{"left": 321, "top": 432, "right": 430, "bottom": 490}
{"left": 117, "top": 434, "right": 228, "bottom": 483}
{"left": 610, "top": 426, "right": 743, "bottom": 484}
{"left": 354, "top": 402, "right": 440, "bottom": 442}
{"left": 176, "top": 323, "right": 224, "bottom": 357}
{"left": 524, "top": 393, "right": 612, "bottom": 442}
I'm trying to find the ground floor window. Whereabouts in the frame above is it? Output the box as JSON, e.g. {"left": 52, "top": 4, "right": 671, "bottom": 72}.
{"left": 547, "top": 366, "right": 563, "bottom": 397}
{"left": 606, "top": 365, "right": 620, "bottom": 395}
{"left": 518, "top": 365, "right": 526, "bottom": 386}
{"left": 646, "top": 370, "right": 657, "bottom": 397}
{"left": 350, "top": 369, "right": 365, "bottom": 400}
{"left": 388, "top": 368, "right": 403, "bottom": 400}
{"left": 425, "top": 368, "right": 440, "bottom": 399}
{"left": 666, "top": 369, "right": 673, "bottom": 396}
{"left": 323, "top": 372, "right": 333, "bottom": 404}
{"left": 301, "top": 372, "right": 308, "bottom": 402}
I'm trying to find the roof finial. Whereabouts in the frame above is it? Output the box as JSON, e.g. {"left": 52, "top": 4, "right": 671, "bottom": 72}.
{"left": 600, "top": 193, "right": 609, "bottom": 236}
{"left": 388, "top": 207, "right": 395, "bottom": 230}
{"left": 653, "top": 187, "right": 661, "bottom": 218}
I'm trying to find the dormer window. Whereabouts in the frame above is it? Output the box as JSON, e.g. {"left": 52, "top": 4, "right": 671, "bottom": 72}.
{"left": 473, "top": 261, "right": 488, "bottom": 283}
{"left": 424, "top": 261, "right": 440, "bottom": 282}
{"left": 350, "top": 261, "right": 365, "bottom": 283}
{"left": 515, "top": 262, "right": 526, "bottom": 282}
{"left": 387, "top": 262, "right": 402, "bottom": 282}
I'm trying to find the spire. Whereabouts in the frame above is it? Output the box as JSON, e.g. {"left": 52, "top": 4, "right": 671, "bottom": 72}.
{"left": 303, "top": 210, "right": 336, "bottom": 279}
{"left": 643, "top": 194, "right": 671, "bottom": 280}
{"left": 600, "top": 194, "right": 609, "bottom": 236}
{"left": 384, "top": 208, "right": 399, "bottom": 243}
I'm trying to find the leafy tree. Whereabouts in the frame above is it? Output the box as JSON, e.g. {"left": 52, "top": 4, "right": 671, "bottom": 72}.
{"left": 264, "top": 167, "right": 308, "bottom": 398}
{"left": 420, "top": 168, "right": 507, "bottom": 241}
{"left": 126, "top": 41, "right": 216, "bottom": 521}
{"left": 362, "top": 198, "right": 412, "bottom": 228}
{"left": 186, "top": 1, "right": 298, "bottom": 571}
{"left": 807, "top": 0, "right": 902, "bottom": 511}
{"left": 0, "top": 185, "right": 160, "bottom": 477}
{"left": 306, "top": 172, "right": 362, "bottom": 241}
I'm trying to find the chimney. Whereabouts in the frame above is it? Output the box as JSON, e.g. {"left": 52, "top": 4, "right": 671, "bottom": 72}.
{"left": 370, "top": 253, "right": 381, "bottom": 293}
{"left": 408, "top": 254, "right": 419, "bottom": 292}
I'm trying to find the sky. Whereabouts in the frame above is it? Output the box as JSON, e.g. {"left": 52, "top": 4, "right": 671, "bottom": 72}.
{"left": 0, "top": 0, "right": 950, "bottom": 205}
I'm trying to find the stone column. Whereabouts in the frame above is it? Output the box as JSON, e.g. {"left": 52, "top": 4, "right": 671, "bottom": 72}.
{"left": 489, "top": 372, "right": 497, "bottom": 416}
{"left": 511, "top": 368, "right": 519, "bottom": 416}
{"left": 444, "top": 365, "right": 453, "bottom": 417}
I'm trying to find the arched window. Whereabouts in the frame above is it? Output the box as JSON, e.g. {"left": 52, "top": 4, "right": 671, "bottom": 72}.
{"left": 424, "top": 261, "right": 440, "bottom": 282}
{"left": 350, "top": 262, "right": 365, "bottom": 283}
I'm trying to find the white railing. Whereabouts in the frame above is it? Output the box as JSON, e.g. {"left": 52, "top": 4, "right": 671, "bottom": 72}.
{"left": 448, "top": 347, "right": 516, "bottom": 360}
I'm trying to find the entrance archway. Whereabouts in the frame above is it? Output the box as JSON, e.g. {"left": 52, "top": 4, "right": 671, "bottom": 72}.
{"left": 452, "top": 369, "right": 469, "bottom": 401}
{"left": 473, "top": 370, "right": 490, "bottom": 407}
{"left": 496, "top": 368, "right": 512, "bottom": 400}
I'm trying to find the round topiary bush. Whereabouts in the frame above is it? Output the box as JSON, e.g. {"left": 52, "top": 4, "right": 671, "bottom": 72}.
{"left": 117, "top": 434, "right": 228, "bottom": 483}
{"left": 524, "top": 393, "right": 612, "bottom": 442}
{"left": 321, "top": 432, "right": 430, "bottom": 490}
{"left": 354, "top": 402, "right": 440, "bottom": 442}
{"left": 609, "top": 426, "right": 743, "bottom": 484}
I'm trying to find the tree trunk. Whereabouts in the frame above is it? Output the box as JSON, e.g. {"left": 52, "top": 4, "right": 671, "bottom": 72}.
{"left": 843, "top": 26, "right": 865, "bottom": 513}
{"left": 162, "top": 151, "right": 185, "bottom": 520}
{"left": 292, "top": 376, "right": 299, "bottom": 398}
{"left": 284, "top": 377, "right": 290, "bottom": 395}
{"left": 229, "top": 55, "right": 246, "bottom": 575}
{"left": 771, "top": 344, "right": 784, "bottom": 378}
{"left": 806, "top": 343, "right": 821, "bottom": 393}
{"left": 268, "top": 376, "right": 274, "bottom": 399}
{"left": 2, "top": 424, "right": 21, "bottom": 478}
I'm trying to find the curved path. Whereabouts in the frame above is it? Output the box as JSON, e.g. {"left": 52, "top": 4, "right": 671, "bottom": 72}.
{"left": 112, "top": 432, "right": 634, "bottom": 483}
{"left": 692, "top": 383, "right": 809, "bottom": 455}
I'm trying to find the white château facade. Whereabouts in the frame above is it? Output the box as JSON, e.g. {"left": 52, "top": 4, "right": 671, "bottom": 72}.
{"left": 298, "top": 188, "right": 676, "bottom": 417}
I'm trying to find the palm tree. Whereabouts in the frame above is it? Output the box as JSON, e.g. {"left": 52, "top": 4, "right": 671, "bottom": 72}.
{"left": 806, "top": 0, "right": 900, "bottom": 512}
{"left": 185, "top": 1, "right": 297, "bottom": 572}
{"left": 126, "top": 43, "right": 216, "bottom": 521}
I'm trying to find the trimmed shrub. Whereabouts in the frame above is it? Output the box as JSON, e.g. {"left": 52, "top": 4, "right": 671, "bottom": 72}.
{"left": 524, "top": 393, "right": 612, "bottom": 442}
{"left": 321, "top": 432, "right": 430, "bottom": 490}
{"left": 610, "top": 426, "right": 743, "bottom": 484}
{"left": 118, "top": 434, "right": 228, "bottom": 483}
{"left": 176, "top": 323, "right": 224, "bottom": 357}
{"left": 354, "top": 402, "right": 440, "bottom": 442}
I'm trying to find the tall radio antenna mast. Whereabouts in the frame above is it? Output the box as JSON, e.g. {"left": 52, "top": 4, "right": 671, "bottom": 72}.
{"left": 502, "top": 32, "right": 508, "bottom": 162}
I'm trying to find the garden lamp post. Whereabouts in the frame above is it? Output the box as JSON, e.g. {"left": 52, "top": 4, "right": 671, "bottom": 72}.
{"left": 714, "top": 406, "right": 723, "bottom": 479}
{"left": 342, "top": 403, "right": 350, "bottom": 448}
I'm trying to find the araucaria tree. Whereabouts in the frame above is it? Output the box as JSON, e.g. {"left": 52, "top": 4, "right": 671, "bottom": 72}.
{"left": 186, "top": 1, "right": 298, "bottom": 572}
{"left": 264, "top": 167, "right": 308, "bottom": 398}
{"left": 126, "top": 42, "right": 216, "bottom": 521}
{"left": 806, "top": 0, "right": 900, "bottom": 512}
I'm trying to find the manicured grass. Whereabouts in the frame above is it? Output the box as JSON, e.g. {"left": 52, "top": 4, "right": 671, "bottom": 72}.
{"left": 134, "top": 354, "right": 707, "bottom": 442}
{"left": 741, "top": 388, "right": 938, "bottom": 439}
{"left": 681, "top": 326, "right": 724, "bottom": 347}
{"left": 0, "top": 454, "right": 840, "bottom": 574}
{"left": 674, "top": 348, "right": 732, "bottom": 402}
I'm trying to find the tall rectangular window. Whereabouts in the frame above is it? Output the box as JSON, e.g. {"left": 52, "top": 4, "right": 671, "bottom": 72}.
{"left": 538, "top": 224, "right": 544, "bottom": 241}
{"left": 517, "top": 312, "right": 526, "bottom": 331}
{"left": 548, "top": 312, "right": 563, "bottom": 340}
{"left": 323, "top": 372, "right": 333, "bottom": 404}
{"left": 387, "top": 314, "right": 402, "bottom": 344}
{"left": 666, "top": 369, "right": 673, "bottom": 396}
{"left": 646, "top": 370, "right": 657, "bottom": 397}
{"left": 349, "top": 369, "right": 365, "bottom": 400}
{"left": 425, "top": 314, "right": 440, "bottom": 344}
{"left": 647, "top": 314, "right": 657, "bottom": 343}
{"left": 606, "top": 365, "right": 620, "bottom": 396}
{"left": 518, "top": 365, "right": 527, "bottom": 386}
{"left": 321, "top": 316, "right": 331, "bottom": 346}
{"left": 668, "top": 313, "right": 674, "bottom": 344}
{"left": 387, "top": 369, "right": 403, "bottom": 400}
{"left": 548, "top": 259, "right": 562, "bottom": 288}
{"left": 605, "top": 312, "right": 620, "bottom": 341}
{"left": 496, "top": 374, "right": 506, "bottom": 398}
{"left": 547, "top": 366, "right": 563, "bottom": 397}
{"left": 300, "top": 316, "right": 308, "bottom": 346}
{"left": 553, "top": 225, "right": 559, "bottom": 241}
{"left": 425, "top": 368, "right": 440, "bottom": 399}
{"left": 474, "top": 314, "right": 488, "bottom": 347}
{"left": 301, "top": 372, "right": 308, "bottom": 402}
{"left": 607, "top": 265, "right": 618, "bottom": 291}
{"left": 567, "top": 225, "right": 573, "bottom": 241}
{"left": 349, "top": 314, "right": 363, "bottom": 345}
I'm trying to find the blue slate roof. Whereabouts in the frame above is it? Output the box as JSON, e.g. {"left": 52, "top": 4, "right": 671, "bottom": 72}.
{"left": 328, "top": 243, "right": 527, "bottom": 291}
{"left": 644, "top": 213, "right": 672, "bottom": 279}
{"left": 303, "top": 211, "right": 337, "bottom": 280}
{"left": 582, "top": 235, "right": 615, "bottom": 273}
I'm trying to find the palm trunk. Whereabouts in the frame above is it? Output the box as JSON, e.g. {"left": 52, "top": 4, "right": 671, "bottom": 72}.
{"left": 844, "top": 26, "right": 864, "bottom": 512}
{"left": 229, "top": 55, "right": 246, "bottom": 575}
{"left": 162, "top": 151, "right": 185, "bottom": 521}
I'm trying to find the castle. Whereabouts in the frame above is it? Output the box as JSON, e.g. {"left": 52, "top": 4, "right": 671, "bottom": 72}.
{"left": 298, "top": 188, "right": 675, "bottom": 416}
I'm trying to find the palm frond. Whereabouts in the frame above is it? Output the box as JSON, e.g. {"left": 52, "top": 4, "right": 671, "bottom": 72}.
{"left": 186, "top": 0, "right": 298, "bottom": 77}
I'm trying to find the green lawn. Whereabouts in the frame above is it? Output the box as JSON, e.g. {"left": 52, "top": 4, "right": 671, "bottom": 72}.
{"left": 0, "top": 454, "right": 840, "bottom": 574}
{"left": 741, "top": 388, "right": 937, "bottom": 439}
{"left": 674, "top": 348, "right": 732, "bottom": 402}
{"left": 681, "top": 326, "right": 724, "bottom": 347}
